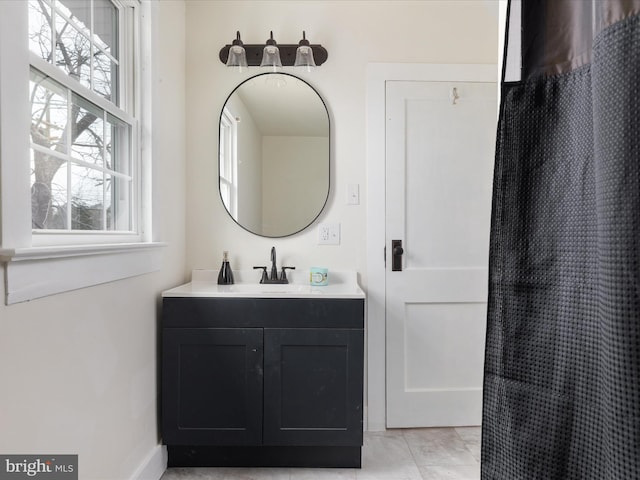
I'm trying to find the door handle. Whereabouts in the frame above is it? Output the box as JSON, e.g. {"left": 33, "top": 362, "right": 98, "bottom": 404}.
{"left": 392, "top": 240, "right": 404, "bottom": 271}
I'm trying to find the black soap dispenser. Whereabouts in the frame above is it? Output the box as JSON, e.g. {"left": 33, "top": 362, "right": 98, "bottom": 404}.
{"left": 217, "top": 251, "right": 235, "bottom": 285}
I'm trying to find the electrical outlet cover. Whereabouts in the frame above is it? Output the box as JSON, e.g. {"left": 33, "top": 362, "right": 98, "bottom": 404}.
{"left": 318, "top": 223, "right": 340, "bottom": 245}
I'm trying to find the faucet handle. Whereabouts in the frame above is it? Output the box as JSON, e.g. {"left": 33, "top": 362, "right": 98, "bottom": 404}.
{"left": 253, "top": 266, "right": 268, "bottom": 283}
{"left": 280, "top": 266, "right": 295, "bottom": 282}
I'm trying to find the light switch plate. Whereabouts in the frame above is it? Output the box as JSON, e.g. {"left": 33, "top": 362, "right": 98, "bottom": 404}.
{"left": 318, "top": 223, "right": 340, "bottom": 245}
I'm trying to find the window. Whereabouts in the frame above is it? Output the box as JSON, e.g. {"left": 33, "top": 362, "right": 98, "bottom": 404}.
{"left": 28, "top": 0, "right": 121, "bottom": 104}
{"left": 219, "top": 107, "right": 238, "bottom": 218}
{"left": 0, "top": 0, "right": 163, "bottom": 304}
{"left": 28, "top": 0, "right": 137, "bottom": 238}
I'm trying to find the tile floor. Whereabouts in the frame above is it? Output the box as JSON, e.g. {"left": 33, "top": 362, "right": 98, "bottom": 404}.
{"left": 161, "top": 427, "right": 481, "bottom": 480}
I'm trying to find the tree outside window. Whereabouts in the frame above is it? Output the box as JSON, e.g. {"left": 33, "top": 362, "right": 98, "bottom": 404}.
{"left": 28, "top": 0, "right": 134, "bottom": 233}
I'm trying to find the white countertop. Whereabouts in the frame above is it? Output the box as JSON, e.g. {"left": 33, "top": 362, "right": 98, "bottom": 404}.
{"left": 162, "top": 270, "right": 365, "bottom": 299}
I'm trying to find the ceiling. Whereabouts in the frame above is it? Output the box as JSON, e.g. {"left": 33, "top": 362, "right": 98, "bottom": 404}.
{"left": 234, "top": 74, "right": 329, "bottom": 137}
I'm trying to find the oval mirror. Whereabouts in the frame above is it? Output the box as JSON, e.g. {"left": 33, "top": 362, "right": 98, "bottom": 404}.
{"left": 219, "top": 73, "right": 330, "bottom": 237}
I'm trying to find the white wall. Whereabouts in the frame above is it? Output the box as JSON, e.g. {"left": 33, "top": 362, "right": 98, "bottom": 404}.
{"left": 186, "top": 0, "right": 498, "bottom": 428}
{"left": 262, "top": 136, "right": 328, "bottom": 236}
{"left": 0, "top": 2, "right": 187, "bottom": 479}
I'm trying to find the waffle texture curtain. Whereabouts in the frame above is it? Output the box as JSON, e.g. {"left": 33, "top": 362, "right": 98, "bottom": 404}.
{"left": 482, "top": 1, "right": 640, "bottom": 478}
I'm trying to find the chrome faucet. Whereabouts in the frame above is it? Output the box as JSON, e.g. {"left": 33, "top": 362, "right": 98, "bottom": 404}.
{"left": 253, "top": 246, "right": 295, "bottom": 284}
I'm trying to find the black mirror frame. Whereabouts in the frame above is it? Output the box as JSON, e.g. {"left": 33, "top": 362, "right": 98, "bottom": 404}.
{"left": 218, "top": 72, "right": 330, "bottom": 238}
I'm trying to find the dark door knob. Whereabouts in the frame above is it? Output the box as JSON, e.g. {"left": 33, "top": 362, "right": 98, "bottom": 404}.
{"left": 392, "top": 240, "right": 404, "bottom": 271}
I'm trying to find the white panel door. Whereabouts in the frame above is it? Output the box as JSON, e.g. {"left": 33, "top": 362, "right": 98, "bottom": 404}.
{"left": 385, "top": 81, "right": 496, "bottom": 427}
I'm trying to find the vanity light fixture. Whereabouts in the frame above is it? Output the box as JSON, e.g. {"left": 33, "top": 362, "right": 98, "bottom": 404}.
{"left": 260, "top": 31, "right": 282, "bottom": 71}
{"left": 219, "top": 31, "right": 328, "bottom": 68}
{"left": 225, "top": 31, "right": 248, "bottom": 71}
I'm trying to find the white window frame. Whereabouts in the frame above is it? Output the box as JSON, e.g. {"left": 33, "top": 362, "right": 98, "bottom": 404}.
{"left": 0, "top": 0, "right": 163, "bottom": 305}
{"left": 29, "top": 63, "right": 137, "bottom": 243}
{"left": 219, "top": 107, "right": 238, "bottom": 219}
{"left": 30, "top": 0, "right": 138, "bottom": 242}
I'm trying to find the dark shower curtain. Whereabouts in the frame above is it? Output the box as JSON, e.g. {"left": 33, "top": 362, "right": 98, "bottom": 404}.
{"left": 482, "top": 1, "right": 640, "bottom": 479}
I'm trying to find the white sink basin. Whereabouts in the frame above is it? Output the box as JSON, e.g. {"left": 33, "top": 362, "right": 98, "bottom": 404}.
{"left": 162, "top": 270, "right": 365, "bottom": 299}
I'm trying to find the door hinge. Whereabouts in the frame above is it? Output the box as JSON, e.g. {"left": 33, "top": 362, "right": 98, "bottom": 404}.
{"left": 384, "top": 245, "right": 386, "bottom": 268}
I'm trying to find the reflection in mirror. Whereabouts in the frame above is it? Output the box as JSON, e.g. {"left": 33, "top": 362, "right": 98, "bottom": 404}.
{"left": 219, "top": 73, "right": 329, "bottom": 237}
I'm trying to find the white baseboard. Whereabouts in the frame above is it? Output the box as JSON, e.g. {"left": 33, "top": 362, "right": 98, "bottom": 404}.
{"left": 131, "top": 445, "right": 167, "bottom": 480}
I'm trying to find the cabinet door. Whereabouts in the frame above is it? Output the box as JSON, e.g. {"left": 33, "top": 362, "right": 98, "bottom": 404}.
{"left": 162, "top": 328, "right": 263, "bottom": 445}
{"left": 263, "top": 328, "right": 364, "bottom": 446}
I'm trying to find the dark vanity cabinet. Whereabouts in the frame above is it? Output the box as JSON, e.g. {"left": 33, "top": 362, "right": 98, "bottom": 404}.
{"left": 162, "top": 327, "right": 264, "bottom": 446}
{"left": 161, "top": 297, "right": 364, "bottom": 467}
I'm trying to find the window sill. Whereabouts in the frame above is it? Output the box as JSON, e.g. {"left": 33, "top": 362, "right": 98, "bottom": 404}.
{"left": 0, "top": 242, "right": 167, "bottom": 304}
